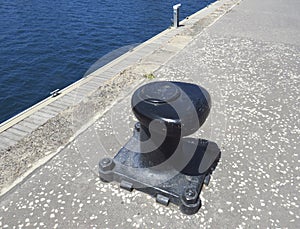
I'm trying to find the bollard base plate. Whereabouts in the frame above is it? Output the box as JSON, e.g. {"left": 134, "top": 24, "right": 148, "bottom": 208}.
{"left": 99, "top": 127, "right": 221, "bottom": 215}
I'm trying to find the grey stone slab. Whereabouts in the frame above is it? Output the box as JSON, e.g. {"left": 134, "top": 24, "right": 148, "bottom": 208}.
{"left": 98, "top": 71, "right": 116, "bottom": 80}
{"left": 144, "top": 42, "right": 162, "bottom": 51}
{"left": 125, "top": 53, "right": 143, "bottom": 62}
{"left": 15, "top": 120, "right": 39, "bottom": 131}
{"left": 88, "top": 76, "right": 107, "bottom": 84}
{"left": 0, "top": 144, "right": 7, "bottom": 151}
{"left": 50, "top": 100, "right": 69, "bottom": 109}
{"left": 129, "top": 49, "right": 149, "bottom": 59}
{"left": 66, "top": 91, "right": 86, "bottom": 102}
{"left": 0, "top": 134, "right": 16, "bottom": 148}
{"left": 153, "top": 35, "right": 172, "bottom": 44}
{"left": 5, "top": 127, "right": 28, "bottom": 138}
{"left": 26, "top": 114, "right": 47, "bottom": 125}
{"left": 73, "top": 87, "right": 92, "bottom": 95}
{"left": 142, "top": 49, "right": 176, "bottom": 64}
{"left": 80, "top": 83, "right": 99, "bottom": 91}
{"left": 103, "top": 68, "right": 120, "bottom": 77}
{"left": 161, "top": 29, "right": 180, "bottom": 38}
{"left": 136, "top": 45, "right": 157, "bottom": 56}
{"left": 66, "top": 90, "right": 83, "bottom": 98}
{"left": 40, "top": 105, "right": 63, "bottom": 114}
{"left": 34, "top": 110, "right": 55, "bottom": 120}
{"left": 0, "top": 131, "right": 22, "bottom": 142}
{"left": 110, "top": 62, "right": 130, "bottom": 72}
{"left": 184, "top": 18, "right": 199, "bottom": 24}
{"left": 13, "top": 123, "right": 33, "bottom": 134}
{"left": 58, "top": 95, "right": 80, "bottom": 106}
{"left": 51, "top": 99, "right": 73, "bottom": 108}
{"left": 149, "top": 41, "right": 165, "bottom": 48}
{"left": 109, "top": 63, "right": 127, "bottom": 72}
{"left": 117, "top": 58, "right": 135, "bottom": 66}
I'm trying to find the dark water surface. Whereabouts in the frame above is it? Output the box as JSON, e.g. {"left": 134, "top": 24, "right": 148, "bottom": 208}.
{"left": 0, "top": 0, "right": 215, "bottom": 123}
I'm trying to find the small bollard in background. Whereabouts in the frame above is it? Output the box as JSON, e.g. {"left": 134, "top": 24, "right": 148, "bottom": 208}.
{"left": 173, "top": 4, "right": 181, "bottom": 28}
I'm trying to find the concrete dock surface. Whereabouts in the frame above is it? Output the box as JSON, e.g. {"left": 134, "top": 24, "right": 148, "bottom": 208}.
{"left": 0, "top": 0, "right": 299, "bottom": 228}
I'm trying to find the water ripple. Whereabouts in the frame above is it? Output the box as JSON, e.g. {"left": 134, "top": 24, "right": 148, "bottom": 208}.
{"left": 0, "top": 0, "right": 215, "bottom": 123}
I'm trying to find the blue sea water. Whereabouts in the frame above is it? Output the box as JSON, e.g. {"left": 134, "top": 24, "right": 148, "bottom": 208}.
{"left": 0, "top": 0, "right": 215, "bottom": 123}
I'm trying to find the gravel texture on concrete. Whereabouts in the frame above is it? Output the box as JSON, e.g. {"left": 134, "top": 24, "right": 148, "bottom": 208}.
{"left": 1, "top": 0, "right": 299, "bottom": 228}
{"left": 0, "top": 67, "right": 145, "bottom": 192}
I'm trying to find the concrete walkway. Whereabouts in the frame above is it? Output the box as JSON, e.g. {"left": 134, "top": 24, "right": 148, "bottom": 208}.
{"left": 0, "top": 0, "right": 237, "bottom": 192}
{"left": 0, "top": 0, "right": 299, "bottom": 228}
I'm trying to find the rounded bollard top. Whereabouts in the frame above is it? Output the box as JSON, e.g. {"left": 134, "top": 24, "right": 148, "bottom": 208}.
{"left": 131, "top": 81, "right": 211, "bottom": 137}
{"left": 173, "top": 4, "right": 181, "bottom": 10}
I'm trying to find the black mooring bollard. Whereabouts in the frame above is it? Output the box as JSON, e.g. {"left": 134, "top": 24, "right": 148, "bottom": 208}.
{"left": 99, "top": 81, "right": 221, "bottom": 215}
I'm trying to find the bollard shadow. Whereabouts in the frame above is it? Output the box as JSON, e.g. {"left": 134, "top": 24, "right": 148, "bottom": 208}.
{"left": 176, "top": 137, "right": 221, "bottom": 176}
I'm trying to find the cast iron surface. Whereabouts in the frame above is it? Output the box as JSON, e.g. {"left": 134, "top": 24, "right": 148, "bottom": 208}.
{"left": 131, "top": 81, "right": 211, "bottom": 137}
{"left": 99, "top": 81, "right": 221, "bottom": 214}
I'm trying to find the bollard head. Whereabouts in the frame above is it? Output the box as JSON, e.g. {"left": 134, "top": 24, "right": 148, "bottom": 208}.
{"left": 173, "top": 4, "right": 181, "bottom": 10}
{"left": 131, "top": 81, "right": 211, "bottom": 137}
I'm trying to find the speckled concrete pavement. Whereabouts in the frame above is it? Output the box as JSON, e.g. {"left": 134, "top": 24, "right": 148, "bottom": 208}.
{"left": 1, "top": 0, "right": 299, "bottom": 228}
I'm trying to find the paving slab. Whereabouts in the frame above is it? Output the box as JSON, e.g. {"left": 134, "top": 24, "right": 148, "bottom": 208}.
{"left": 5, "top": 128, "right": 28, "bottom": 138}
{"left": 17, "top": 120, "right": 40, "bottom": 131}
{"left": 0, "top": 135, "right": 15, "bottom": 149}
{"left": 11, "top": 124, "right": 32, "bottom": 135}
